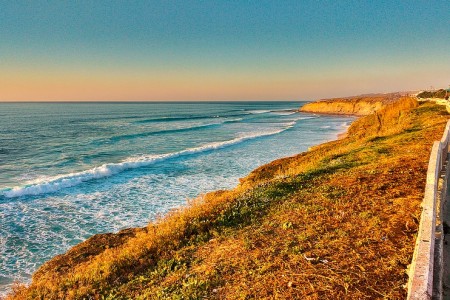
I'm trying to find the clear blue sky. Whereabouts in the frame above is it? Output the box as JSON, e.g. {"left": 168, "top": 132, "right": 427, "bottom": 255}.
{"left": 1, "top": 1, "right": 449, "bottom": 101}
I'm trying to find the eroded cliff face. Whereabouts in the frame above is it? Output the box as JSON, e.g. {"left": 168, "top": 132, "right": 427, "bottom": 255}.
{"left": 299, "top": 95, "right": 400, "bottom": 115}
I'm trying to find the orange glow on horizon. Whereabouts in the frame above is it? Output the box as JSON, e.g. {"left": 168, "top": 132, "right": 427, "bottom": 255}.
{"left": 1, "top": 67, "right": 449, "bottom": 101}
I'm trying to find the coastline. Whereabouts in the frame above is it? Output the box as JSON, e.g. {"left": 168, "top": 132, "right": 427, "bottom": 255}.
{"left": 0, "top": 119, "right": 352, "bottom": 298}
{"left": 0, "top": 104, "right": 351, "bottom": 297}
{"left": 9, "top": 96, "right": 449, "bottom": 299}
{"left": 337, "top": 131, "right": 348, "bottom": 139}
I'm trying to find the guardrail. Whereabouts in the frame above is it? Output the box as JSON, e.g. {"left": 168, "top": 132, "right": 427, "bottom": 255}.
{"left": 407, "top": 120, "right": 450, "bottom": 299}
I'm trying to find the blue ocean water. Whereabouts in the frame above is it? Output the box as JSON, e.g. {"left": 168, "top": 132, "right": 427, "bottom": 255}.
{"left": 0, "top": 102, "right": 354, "bottom": 293}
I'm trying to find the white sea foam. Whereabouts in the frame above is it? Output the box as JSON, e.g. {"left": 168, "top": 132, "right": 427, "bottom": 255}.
{"left": 289, "top": 116, "right": 317, "bottom": 122}
{"left": 178, "top": 117, "right": 242, "bottom": 129}
{"left": 247, "top": 110, "right": 270, "bottom": 114}
{"left": 2, "top": 125, "right": 292, "bottom": 198}
{"left": 271, "top": 111, "right": 296, "bottom": 116}
{"left": 341, "top": 121, "right": 352, "bottom": 128}
{"left": 222, "top": 118, "right": 243, "bottom": 123}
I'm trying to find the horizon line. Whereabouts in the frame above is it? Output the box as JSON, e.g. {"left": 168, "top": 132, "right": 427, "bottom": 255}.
{"left": 0, "top": 100, "right": 311, "bottom": 103}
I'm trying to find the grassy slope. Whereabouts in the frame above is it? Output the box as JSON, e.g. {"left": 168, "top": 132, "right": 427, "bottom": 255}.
{"left": 9, "top": 98, "right": 449, "bottom": 299}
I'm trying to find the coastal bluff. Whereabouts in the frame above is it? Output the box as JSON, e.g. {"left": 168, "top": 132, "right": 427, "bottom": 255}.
{"left": 300, "top": 93, "right": 403, "bottom": 115}
{"left": 8, "top": 97, "right": 450, "bottom": 299}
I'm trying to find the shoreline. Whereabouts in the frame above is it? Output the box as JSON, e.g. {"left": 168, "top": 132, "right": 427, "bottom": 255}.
{"left": 0, "top": 107, "right": 352, "bottom": 297}
{"left": 0, "top": 104, "right": 371, "bottom": 297}
{"left": 296, "top": 109, "right": 358, "bottom": 140}
{"left": 299, "top": 110, "right": 363, "bottom": 117}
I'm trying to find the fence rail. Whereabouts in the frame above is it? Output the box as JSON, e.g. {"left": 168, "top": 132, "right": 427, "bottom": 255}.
{"left": 407, "top": 120, "right": 450, "bottom": 300}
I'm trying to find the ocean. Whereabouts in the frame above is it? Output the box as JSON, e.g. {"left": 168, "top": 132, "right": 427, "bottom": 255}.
{"left": 0, "top": 102, "right": 354, "bottom": 293}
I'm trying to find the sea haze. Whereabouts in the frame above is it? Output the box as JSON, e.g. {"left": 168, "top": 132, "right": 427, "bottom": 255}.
{"left": 0, "top": 102, "right": 354, "bottom": 293}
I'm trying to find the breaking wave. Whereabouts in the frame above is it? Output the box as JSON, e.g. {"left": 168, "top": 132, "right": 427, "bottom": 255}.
{"left": 2, "top": 124, "right": 294, "bottom": 198}
{"left": 134, "top": 113, "right": 249, "bottom": 124}
{"left": 94, "top": 118, "right": 243, "bottom": 145}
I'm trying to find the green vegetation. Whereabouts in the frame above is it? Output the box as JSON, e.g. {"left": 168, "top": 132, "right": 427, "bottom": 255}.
{"left": 417, "top": 89, "right": 448, "bottom": 99}
{"left": 9, "top": 98, "right": 449, "bottom": 299}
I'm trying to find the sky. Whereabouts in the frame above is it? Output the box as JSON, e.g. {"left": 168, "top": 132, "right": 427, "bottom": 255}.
{"left": 0, "top": 1, "right": 449, "bottom": 101}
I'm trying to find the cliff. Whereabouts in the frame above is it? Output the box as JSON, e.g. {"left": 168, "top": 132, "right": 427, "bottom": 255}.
{"left": 8, "top": 97, "right": 449, "bottom": 299}
{"left": 299, "top": 94, "right": 402, "bottom": 115}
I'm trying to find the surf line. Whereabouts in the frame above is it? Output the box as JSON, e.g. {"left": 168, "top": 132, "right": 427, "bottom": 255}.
{"left": 2, "top": 123, "right": 295, "bottom": 198}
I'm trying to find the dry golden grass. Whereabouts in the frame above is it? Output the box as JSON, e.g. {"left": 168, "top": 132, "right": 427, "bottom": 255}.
{"left": 8, "top": 97, "right": 449, "bottom": 299}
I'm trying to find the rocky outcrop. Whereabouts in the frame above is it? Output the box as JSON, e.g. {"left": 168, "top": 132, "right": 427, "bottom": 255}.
{"left": 33, "top": 227, "right": 145, "bottom": 279}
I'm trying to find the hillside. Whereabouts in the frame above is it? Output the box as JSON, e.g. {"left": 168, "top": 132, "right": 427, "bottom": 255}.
{"left": 299, "top": 93, "right": 403, "bottom": 115}
{"left": 9, "top": 97, "right": 450, "bottom": 299}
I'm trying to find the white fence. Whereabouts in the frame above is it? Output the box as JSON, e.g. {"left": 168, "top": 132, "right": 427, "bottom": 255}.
{"left": 408, "top": 120, "right": 450, "bottom": 299}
